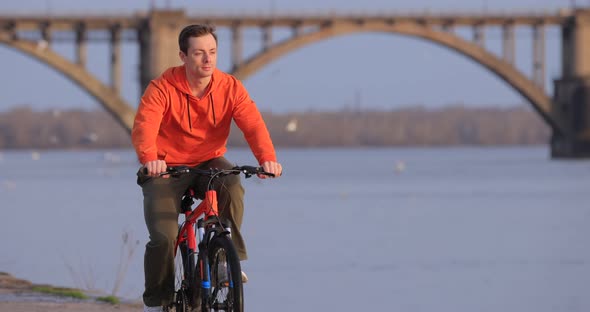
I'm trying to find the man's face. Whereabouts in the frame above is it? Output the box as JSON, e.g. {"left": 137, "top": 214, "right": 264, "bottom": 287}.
{"left": 180, "top": 34, "right": 217, "bottom": 79}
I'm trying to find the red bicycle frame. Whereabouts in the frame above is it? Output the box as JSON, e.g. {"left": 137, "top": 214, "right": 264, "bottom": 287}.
{"left": 174, "top": 189, "right": 219, "bottom": 256}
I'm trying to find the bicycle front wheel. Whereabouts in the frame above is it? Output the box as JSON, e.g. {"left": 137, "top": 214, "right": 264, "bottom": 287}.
{"left": 207, "top": 235, "right": 243, "bottom": 312}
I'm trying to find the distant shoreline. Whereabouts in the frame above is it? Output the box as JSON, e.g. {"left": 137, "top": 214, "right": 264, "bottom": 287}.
{"left": 0, "top": 105, "right": 550, "bottom": 149}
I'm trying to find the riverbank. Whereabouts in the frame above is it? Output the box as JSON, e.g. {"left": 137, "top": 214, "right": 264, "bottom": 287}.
{"left": 0, "top": 272, "right": 142, "bottom": 312}
{"left": 0, "top": 105, "right": 550, "bottom": 149}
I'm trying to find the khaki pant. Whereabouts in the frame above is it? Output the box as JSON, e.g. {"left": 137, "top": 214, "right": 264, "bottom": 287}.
{"left": 137, "top": 157, "right": 246, "bottom": 307}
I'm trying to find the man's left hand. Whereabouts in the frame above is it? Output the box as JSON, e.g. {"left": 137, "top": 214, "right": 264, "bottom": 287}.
{"left": 260, "top": 161, "right": 282, "bottom": 179}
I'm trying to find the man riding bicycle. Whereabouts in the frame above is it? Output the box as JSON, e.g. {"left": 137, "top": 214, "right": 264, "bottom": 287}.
{"left": 131, "top": 24, "right": 282, "bottom": 312}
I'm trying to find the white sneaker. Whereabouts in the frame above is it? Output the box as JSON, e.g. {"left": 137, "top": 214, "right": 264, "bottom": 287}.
{"left": 217, "top": 262, "right": 248, "bottom": 285}
{"left": 143, "top": 305, "right": 163, "bottom": 312}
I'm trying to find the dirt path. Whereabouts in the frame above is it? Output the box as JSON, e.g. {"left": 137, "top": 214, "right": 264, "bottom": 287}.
{"left": 0, "top": 301, "right": 142, "bottom": 312}
{"left": 0, "top": 272, "right": 142, "bottom": 312}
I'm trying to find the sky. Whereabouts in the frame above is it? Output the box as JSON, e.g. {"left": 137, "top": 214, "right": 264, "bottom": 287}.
{"left": 0, "top": 0, "right": 584, "bottom": 113}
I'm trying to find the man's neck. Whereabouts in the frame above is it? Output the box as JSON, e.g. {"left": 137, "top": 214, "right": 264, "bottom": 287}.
{"left": 186, "top": 69, "right": 211, "bottom": 98}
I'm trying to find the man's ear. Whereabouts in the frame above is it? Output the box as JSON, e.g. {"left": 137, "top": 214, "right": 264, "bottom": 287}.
{"left": 179, "top": 51, "right": 186, "bottom": 63}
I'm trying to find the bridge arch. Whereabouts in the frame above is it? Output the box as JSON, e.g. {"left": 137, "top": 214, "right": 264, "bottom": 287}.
{"left": 232, "top": 21, "right": 563, "bottom": 134}
{"left": 0, "top": 33, "right": 135, "bottom": 132}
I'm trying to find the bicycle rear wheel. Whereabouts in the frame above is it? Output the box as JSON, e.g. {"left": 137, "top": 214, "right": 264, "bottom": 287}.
{"left": 207, "top": 235, "right": 243, "bottom": 312}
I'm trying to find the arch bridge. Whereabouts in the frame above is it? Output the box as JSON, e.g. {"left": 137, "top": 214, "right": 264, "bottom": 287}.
{"left": 0, "top": 8, "right": 589, "bottom": 157}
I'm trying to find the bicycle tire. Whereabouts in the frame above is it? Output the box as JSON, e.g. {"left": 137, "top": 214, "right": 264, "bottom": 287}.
{"left": 207, "top": 235, "right": 243, "bottom": 312}
{"left": 175, "top": 242, "right": 197, "bottom": 312}
{"left": 175, "top": 288, "right": 190, "bottom": 312}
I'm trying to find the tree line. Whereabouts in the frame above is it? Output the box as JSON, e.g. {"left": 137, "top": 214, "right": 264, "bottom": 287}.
{"left": 0, "top": 105, "right": 550, "bottom": 149}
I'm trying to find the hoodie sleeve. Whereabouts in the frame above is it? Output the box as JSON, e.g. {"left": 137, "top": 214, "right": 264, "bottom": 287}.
{"left": 231, "top": 80, "right": 277, "bottom": 164}
{"left": 131, "top": 82, "right": 167, "bottom": 165}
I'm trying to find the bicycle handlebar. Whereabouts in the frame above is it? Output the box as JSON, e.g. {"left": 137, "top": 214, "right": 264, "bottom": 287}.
{"left": 142, "top": 165, "right": 275, "bottom": 178}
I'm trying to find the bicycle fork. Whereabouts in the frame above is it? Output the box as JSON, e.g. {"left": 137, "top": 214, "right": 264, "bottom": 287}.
{"left": 197, "top": 219, "right": 212, "bottom": 308}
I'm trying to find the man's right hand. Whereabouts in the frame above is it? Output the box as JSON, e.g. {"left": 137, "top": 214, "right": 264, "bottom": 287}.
{"left": 143, "top": 160, "right": 169, "bottom": 178}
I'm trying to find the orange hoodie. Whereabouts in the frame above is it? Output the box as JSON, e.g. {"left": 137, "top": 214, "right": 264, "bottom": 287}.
{"left": 131, "top": 66, "right": 276, "bottom": 167}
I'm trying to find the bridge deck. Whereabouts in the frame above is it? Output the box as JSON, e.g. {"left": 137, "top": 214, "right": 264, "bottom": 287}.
{"left": 0, "top": 9, "right": 573, "bottom": 32}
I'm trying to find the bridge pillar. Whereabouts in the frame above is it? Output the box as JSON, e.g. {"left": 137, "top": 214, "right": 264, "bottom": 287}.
{"left": 262, "top": 25, "right": 273, "bottom": 50}
{"left": 502, "top": 24, "right": 515, "bottom": 64}
{"left": 75, "top": 23, "right": 87, "bottom": 67}
{"left": 231, "top": 25, "right": 243, "bottom": 70}
{"left": 39, "top": 21, "right": 51, "bottom": 48}
{"left": 552, "top": 9, "right": 590, "bottom": 158}
{"left": 110, "top": 25, "right": 122, "bottom": 93}
{"left": 532, "top": 24, "right": 546, "bottom": 90}
{"left": 473, "top": 24, "right": 485, "bottom": 47}
{"left": 138, "top": 9, "right": 187, "bottom": 93}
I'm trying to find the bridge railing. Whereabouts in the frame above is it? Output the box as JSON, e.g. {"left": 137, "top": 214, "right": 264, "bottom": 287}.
{"left": 0, "top": 8, "right": 572, "bottom": 19}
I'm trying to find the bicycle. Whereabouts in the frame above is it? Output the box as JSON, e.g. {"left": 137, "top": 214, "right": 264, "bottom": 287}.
{"left": 145, "top": 165, "right": 274, "bottom": 312}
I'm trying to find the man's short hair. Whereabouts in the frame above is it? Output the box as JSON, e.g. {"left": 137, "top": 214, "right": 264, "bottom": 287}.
{"left": 178, "top": 24, "right": 218, "bottom": 54}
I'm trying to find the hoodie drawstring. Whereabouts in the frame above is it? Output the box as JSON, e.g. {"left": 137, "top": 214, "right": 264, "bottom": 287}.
{"left": 210, "top": 93, "right": 216, "bottom": 126}
{"left": 186, "top": 94, "right": 192, "bottom": 132}
{"left": 187, "top": 93, "right": 215, "bottom": 130}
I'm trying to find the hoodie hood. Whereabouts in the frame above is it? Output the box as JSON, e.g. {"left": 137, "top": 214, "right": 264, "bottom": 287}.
{"left": 161, "top": 65, "right": 220, "bottom": 130}
{"left": 162, "top": 65, "right": 219, "bottom": 97}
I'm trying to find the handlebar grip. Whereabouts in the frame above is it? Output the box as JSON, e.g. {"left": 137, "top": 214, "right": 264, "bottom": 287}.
{"left": 239, "top": 165, "right": 260, "bottom": 172}
{"left": 141, "top": 166, "right": 176, "bottom": 175}
{"left": 232, "top": 165, "right": 277, "bottom": 177}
